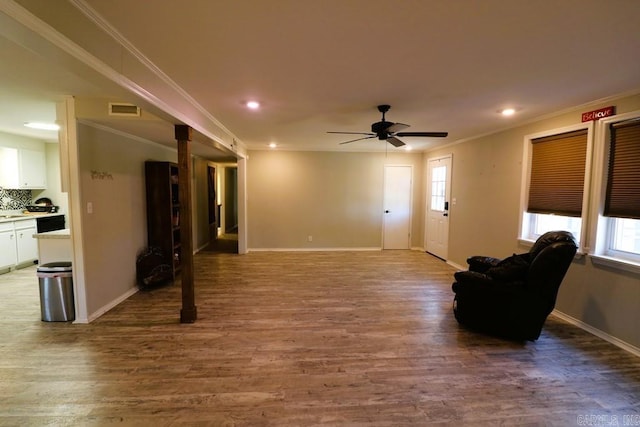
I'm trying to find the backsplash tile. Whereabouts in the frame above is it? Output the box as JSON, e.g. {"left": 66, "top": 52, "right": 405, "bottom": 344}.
{"left": 0, "top": 189, "right": 31, "bottom": 210}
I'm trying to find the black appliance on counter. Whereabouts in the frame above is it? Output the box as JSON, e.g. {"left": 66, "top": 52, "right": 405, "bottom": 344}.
{"left": 26, "top": 205, "right": 59, "bottom": 213}
{"left": 26, "top": 197, "right": 59, "bottom": 214}
{"left": 36, "top": 215, "right": 65, "bottom": 233}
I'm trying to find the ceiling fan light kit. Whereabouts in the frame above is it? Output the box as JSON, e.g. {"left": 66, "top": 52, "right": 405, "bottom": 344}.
{"left": 328, "top": 104, "right": 448, "bottom": 147}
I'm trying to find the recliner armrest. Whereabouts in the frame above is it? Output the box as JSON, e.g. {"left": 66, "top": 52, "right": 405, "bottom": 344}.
{"left": 452, "top": 270, "right": 526, "bottom": 294}
{"left": 466, "top": 256, "right": 501, "bottom": 273}
{"left": 453, "top": 270, "right": 495, "bottom": 288}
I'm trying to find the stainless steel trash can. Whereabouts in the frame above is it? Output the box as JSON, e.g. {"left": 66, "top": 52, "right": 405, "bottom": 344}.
{"left": 37, "top": 262, "right": 75, "bottom": 322}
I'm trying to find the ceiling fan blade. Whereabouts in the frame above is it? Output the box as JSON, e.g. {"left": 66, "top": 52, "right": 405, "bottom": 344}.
{"left": 339, "top": 135, "right": 376, "bottom": 145}
{"left": 386, "top": 136, "right": 405, "bottom": 147}
{"left": 386, "top": 122, "right": 410, "bottom": 133}
{"left": 327, "top": 131, "right": 374, "bottom": 136}
{"left": 395, "top": 131, "right": 448, "bottom": 138}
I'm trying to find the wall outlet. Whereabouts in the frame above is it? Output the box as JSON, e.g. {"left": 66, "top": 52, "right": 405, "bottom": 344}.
{"left": 307, "top": 235, "right": 313, "bottom": 242}
{"left": 87, "top": 201, "right": 93, "bottom": 214}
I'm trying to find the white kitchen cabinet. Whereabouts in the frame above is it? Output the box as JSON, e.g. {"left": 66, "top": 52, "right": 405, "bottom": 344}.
{"left": 15, "top": 220, "right": 38, "bottom": 264}
{"left": 0, "top": 222, "right": 17, "bottom": 270}
{"left": 0, "top": 219, "right": 38, "bottom": 271}
{"left": 0, "top": 147, "right": 47, "bottom": 189}
{"left": 19, "top": 149, "right": 47, "bottom": 188}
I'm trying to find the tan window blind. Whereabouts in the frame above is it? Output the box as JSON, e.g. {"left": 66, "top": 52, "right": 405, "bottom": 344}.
{"left": 527, "top": 129, "right": 588, "bottom": 217}
{"left": 604, "top": 119, "right": 640, "bottom": 219}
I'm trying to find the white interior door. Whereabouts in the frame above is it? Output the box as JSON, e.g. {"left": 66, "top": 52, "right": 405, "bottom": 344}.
{"left": 383, "top": 165, "right": 412, "bottom": 249}
{"left": 426, "top": 155, "right": 452, "bottom": 259}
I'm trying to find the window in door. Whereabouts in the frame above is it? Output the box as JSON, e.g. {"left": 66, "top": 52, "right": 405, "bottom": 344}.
{"left": 430, "top": 165, "right": 447, "bottom": 212}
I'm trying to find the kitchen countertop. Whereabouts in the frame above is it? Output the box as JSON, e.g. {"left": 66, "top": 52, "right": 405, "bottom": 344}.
{"left": 0, "top": 211, "right": 62, "bottom": 224}
{"left": 33, "top": 228, "right": 71, "bottom": 239}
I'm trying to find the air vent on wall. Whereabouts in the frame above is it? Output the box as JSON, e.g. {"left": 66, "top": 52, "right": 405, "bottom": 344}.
{"left": 108, "top": 102, "right": 141, "bottom": 117}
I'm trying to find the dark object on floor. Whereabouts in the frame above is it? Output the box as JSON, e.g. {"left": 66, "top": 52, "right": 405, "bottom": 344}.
{"left": 452, "top": 231, "right": 577, "bottom": 341}
{"left": 136, "top": 247, "right": 173, "bottom": 289}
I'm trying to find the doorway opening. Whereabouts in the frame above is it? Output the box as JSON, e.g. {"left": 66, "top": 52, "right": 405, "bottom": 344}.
{"left": 383, "top": 165, "right": 412, "bottom": 250}
{"left": 425, "top": 154, "right": 452, "bottom": 260}
{"left": 205, "top": 165, "right": 238, "bottom": 254}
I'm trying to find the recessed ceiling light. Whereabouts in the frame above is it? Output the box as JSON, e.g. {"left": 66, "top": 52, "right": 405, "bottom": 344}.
{"left": 500, "top": 108, "right": 516, "bottom": 117}
{"left": 404, "top": 145, "right": 413, "bottom": 151}
{"left": 24, "top": 122, "right": 60, "bottom": 131}
{"left": 246, "top": 101, "right": 260, "bottom": 110}
{"left": 269, "top": 142, "right": 277, "bottom": 149}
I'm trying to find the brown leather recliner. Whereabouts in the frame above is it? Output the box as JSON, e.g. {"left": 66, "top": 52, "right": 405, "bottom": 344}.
{"left": 452, "top": 231, "right": 577, "bottom": 341}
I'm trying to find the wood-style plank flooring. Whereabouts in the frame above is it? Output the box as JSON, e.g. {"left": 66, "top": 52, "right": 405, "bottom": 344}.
{"left": 0, "top": 250, "right": 639, "bottom": 426}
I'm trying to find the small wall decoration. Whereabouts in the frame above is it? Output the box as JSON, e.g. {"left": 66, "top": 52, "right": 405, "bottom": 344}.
{"left": 581, "top": 106, "right": 615, "bottom": 122}
{"left": 91, "top": 170, "right": 114, "bottom": 180}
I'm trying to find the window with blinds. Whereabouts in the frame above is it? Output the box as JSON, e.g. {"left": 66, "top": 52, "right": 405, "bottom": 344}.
{"left": 527, "top": 129, "right": 588, "bottom": 217}
{"left": 604, "top": 119, "right": 640, "bottom": 219}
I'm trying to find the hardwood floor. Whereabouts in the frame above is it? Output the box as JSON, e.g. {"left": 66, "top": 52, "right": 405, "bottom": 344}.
{"left": 203, "top": 233, "right": 239, "bottom": 254}
{"left": 0, "top": 250, "right": 639, "bottom": 426}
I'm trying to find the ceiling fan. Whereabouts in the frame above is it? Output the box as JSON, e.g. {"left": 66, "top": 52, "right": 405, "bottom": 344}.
{"left": 328, "top": 104, "right": 448, "bottom": 147}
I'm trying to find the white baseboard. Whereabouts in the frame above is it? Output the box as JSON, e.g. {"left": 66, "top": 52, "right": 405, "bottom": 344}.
{"left": 248, "top": 247, "right": 449, "bottom": 253}
{"left": 552, "top": 309, "right": 640, "bottom": 358}
{"left": 447, "top": 260, "right": 466, "bottom": 271}
{"left": 194, "top": 243, "right": 209, "bottom": 253}
{"left": 84, "top": 286, "right": 140, "bottom": 323}
{"left": 248, "top": 247, "right": 382, "bottom": 252}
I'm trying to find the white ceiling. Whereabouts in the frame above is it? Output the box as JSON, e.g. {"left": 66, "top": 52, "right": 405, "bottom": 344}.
{"left": 0, "top": 34, "right": 102, "bottom": 142}
{"left": 1, "top": 0, "right": 639, "bottom": 155}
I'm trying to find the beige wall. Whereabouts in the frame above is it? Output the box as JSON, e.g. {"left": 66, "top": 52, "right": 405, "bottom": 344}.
{"left": 247, "top": 150, "right": 424, "bottom": 249}
{"left": 192, "top": 157, "right": 211, "bottom": 251}
{"left": 428, "top": 92, "right": 640, "bottom": 349}
{"left": 77, "top": 123, "right": 176, "bottom": 317}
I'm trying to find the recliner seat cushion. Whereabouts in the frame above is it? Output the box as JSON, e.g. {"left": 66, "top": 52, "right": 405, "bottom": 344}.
{"left": 484, "top": 253, "right": 529, "bottom": 282}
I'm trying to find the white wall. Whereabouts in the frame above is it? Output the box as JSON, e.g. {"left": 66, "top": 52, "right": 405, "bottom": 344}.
{"left": 0, "top": 130, "right": 45, "bottom": 151}
{"left": 32, "top": 142, "right": 68, "bottom": 217}
{"left": 77, "top": 123, "right": 176, "bottom": 317}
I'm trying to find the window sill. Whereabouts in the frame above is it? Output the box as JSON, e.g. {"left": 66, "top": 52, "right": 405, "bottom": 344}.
{"left": 590, "top": 254, "right": 640, "bottom": 275}
{"left": 517, "top": 238, "right": 535, "bottom": 248}
{"left": 518, "top": 238, "right": 586, "bottom": 260}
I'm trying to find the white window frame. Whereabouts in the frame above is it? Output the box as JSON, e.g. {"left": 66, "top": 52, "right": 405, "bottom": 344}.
{"left": 606, "top": 218, "right": 640, "bottom": 261}
{"left": 518, "top": 122, "right": 594, "bottom": 254}
{"left": 589, "top": 110, "right": 640, "bottom": 274}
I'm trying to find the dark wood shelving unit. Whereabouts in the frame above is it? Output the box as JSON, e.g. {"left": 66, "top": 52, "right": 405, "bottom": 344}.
{"left": 145, "top": 161, "right": 181, "bottom": 278}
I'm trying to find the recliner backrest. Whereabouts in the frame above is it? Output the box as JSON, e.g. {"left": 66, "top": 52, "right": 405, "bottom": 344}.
{"left": 529, "top": 230, "right": 576, "bottom": 259}
{"left": 527, "top": 235, "right": 578, "bottom": 314}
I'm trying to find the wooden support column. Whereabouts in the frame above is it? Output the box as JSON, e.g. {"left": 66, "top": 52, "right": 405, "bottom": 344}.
{"left": 175, "top": 124, "right": 197, "bottom": 323}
